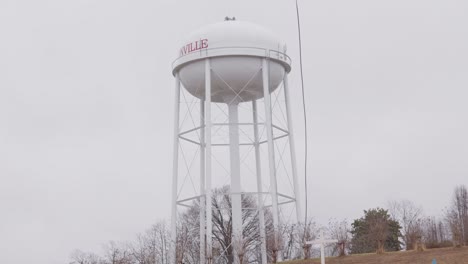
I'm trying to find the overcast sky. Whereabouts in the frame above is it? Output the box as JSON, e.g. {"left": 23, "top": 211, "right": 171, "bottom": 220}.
{"left": 1, "top": 1, "right": 467, "bottom": 263}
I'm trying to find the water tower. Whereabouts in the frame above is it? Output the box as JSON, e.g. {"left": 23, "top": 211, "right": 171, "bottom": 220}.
{"left": 170, "top": 19, "right": 302, "bottom": 264}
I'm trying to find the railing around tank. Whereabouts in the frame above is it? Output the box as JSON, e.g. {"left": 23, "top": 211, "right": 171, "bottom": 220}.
{"left": 172, "top": 46, "right": 292, "bottom": 73}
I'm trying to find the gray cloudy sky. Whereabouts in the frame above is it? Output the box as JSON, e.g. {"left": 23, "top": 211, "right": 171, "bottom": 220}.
{"left": 1, "top": 0, "right": 467, "bottom": 263}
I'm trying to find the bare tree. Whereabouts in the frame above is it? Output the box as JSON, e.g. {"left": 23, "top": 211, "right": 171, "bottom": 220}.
{"left": 126, "top": 221, "right": 172, "bottom": 264}
{"left": 282, "top": 222, "right": 296, "bottom": 260}
{"left": 210, "top": 186, "right": 267, "bottom": 264}
{"left": 444, "top": 185, "right": 468, "bottom": 247}
{"left": 172, "top": 186, "right": 271, "bottom": 264}
{"left": 328, "top": 219, "right": 350, "bottom": 256}
{"left": 265, "top": 223, "right": 282, "bottom": 263}
{"left": 70, "top": 250, "right": 102, "bottom": 264}
{"left": 454, "top": 185, "right": 468, "bottom": 245}
{"left": 446, "top": 208, "right": 464, "bottom": 246}
{"left": 130, "top": 234, "right": 149, "bottom": 264}
{"left": 421, "top": 216, "right": 451, "bottom": 248}
{"left": 422, "top": 217, "right": 438, "bottom": 247}
{"left": 290, "top": 218, "right": 317, "bottom": 260}
{"left": 70, "top": 220, "right": 172, "bottom": 264}
{"left": 438, "top": 220, "right": 449, "bottom": 243}
{"left": 176, "top": 205, "right": 199, "bottom": 264}
{"left": 388, "top": 200, "right": 424, "bottom": 250}
{"left": 102, "top": 241, "right": 132, "bottom": 264}
{"left": 149, "top": 222, "right": 170, "bottom": 264}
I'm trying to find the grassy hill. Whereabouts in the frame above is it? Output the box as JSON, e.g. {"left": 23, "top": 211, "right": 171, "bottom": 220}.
{"left": 282, "top": 246, "right": 468, "bottom": 264}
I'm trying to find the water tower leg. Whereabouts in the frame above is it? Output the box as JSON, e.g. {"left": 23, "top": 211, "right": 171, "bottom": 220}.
{"left": 171, "top": 73, "right": 181, "bottom": 264}
{"left": 262, "top": 58, "right": 281, "bottom": 261}
{"left": 252, "top": 100, "right": 268, "bottom": 264}
{"left": 200, "top": 100, "right": 206, "bottom": 264}
{"left": 204, "top": 58, "right": 213, "bottom": 264}
{"left": 282, "top": 74, "right": 304, "bottom": 225}
{"left": 228, "top": 102, "right": 242, "bottom": 264}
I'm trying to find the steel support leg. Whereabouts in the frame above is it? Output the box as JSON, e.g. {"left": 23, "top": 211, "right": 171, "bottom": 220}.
{"left": 262, "top": 58, "right": 281, "bottom": 261}
{"left": 252, "top": 100, "right": 268, "bottom": 264}
{"left": 283, "top": 74, "right": 303, "bottom": 224}
{"left": 200, "top": 100, "right": 206, "bottom": 264}
{"left": 170, "top": 73, "right": 181, "bottom": 264}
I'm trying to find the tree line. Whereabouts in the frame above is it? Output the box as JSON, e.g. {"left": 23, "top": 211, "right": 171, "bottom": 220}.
{"left": 70, "top": 184, "right": 468, "bottom": 264}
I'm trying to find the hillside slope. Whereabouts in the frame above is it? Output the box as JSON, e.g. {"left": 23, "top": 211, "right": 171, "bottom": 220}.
{"left": 283, "top": 246, "right": 468, "bottom": 264}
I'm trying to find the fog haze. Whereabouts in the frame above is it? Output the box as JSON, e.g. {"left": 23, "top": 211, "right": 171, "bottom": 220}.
{"left": 1, "top": 1, "right": 467, "bottom": 263}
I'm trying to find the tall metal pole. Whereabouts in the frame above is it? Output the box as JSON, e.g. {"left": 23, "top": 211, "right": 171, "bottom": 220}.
{"left": 283, "top": 74, "right": 304, "bottom": 224}
{"left": 262, "top": 58, "right": 281, "bottom": 260}
{"left": 204, "top": 58, "right": 213, "bottom": 264}
{"left": 228, "top": 102, "right": 242, "bottom": 264}
{"left": 170, "top": 73, "right": 181, "bottom": 264}
{"left": 252, "top": 100, "right": 268, "bottom": 264}
{"left": 200, "top": 100, "right": 206, "bottom": 264}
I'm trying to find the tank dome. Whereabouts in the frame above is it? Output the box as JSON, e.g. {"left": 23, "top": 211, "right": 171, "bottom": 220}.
{"left": 172, "top": 20, "right": 291, "bottom": 103}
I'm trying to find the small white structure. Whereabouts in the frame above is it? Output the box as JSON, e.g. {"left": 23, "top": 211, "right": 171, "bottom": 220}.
{"left": 306, "top": 231, "right": 338, "bottom": 264}
{"left": 170, "top": 20, "right": 302, "bottom": 264}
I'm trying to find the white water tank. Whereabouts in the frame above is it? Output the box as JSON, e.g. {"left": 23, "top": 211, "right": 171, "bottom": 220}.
{"left": 172, "top": 20, "right": 291, "bottom": 103}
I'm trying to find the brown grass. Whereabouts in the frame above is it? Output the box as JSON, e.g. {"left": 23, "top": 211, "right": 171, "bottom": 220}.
{"left": 282, "top": 246, "right": 468, "bottom": 264}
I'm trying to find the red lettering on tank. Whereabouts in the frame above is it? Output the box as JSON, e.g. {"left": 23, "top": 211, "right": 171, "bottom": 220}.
{"left": 201, "top": 39, "right": 208, "bottom": 49}
{"left": 179, "top": 39, "right": 209, "bottom": 56}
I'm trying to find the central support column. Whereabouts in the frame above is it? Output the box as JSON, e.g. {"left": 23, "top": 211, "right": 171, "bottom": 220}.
{"left": 205, "top": 59, "right": 213, "bottom": 264}
{"left": 228, "top": 102, "right": 242, "bottom": 264}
